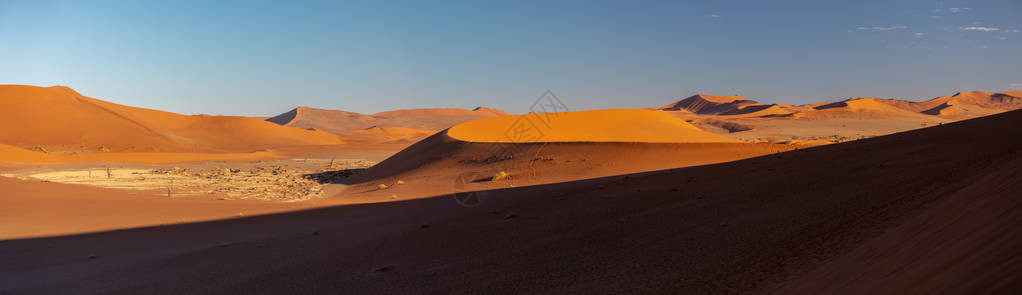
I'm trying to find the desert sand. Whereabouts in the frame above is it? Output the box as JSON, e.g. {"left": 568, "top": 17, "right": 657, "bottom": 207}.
{"left": 2, "top": 107, "right": 1020, "bottom": 294}
{"left": 663, "top": 91, "right": 1022, "bottom": 144}
{"left": 2, "top": 85, "right": 1022, "bottom": 294}
{"left": 0, "top": 85, "right": 343, "bottom": 154}
{"left": 266, "top": 106, "right": 508, "bottom": 134}
{"left": 448, "top": 109, "right": 739, "bottom": 143}
{"left": 338, "top": 126, "right": 438, "bottom": 145}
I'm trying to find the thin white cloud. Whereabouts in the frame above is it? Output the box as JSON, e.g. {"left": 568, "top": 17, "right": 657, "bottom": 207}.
{"left": 975, "top": 44, "right": 990, "bottom": 49}
{"left": 709, "top": 14, "right": 721, "bottom": 18}
{"left": 994, "top": 36, "right": 1008, "bottom": 40}
{"left": 1010, "top": 83, "right": 1022, "bottom": 90}
{"left": 857, "top": 25, "right": 908, "bottom": 31}
{"left": 1008, "top": 29, "right": 1021, "bottom": 33}
{"left": 961, "top": 26, "right": 1000, "bottom": 32}
{"left": 949, "top": 7, "right": 969, "bottom": 13}
{"left": 914, "top": 32, "right": 927, "bottom": 36}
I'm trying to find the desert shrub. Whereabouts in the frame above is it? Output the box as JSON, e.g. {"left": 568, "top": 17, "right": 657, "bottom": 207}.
{"left": 98, "top": 146, "right": 111, "bottom": 152}
{"left": 30, "top": 145, "right": 49, "bottom": 153}
{"left": 699, "top": 119, "right": 754, "bottom": 133}
{"left": 395, "top": 180, "right": 405, "bottom": 185}
{"left": 377, "top": 183, "right": 389, "bottom": 190}
{"left": 719, "top": 122, "right": 754, "bottom": 133}
{"left": 492, "top": 171, "right": 508, "bottom": 181}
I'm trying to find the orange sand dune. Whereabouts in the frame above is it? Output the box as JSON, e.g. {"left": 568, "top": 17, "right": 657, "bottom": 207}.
{"left": 448, "top": 109, "right": 739, "bottom": 143}
{"left": 659, "top": 94, "right": 761, "bottom": 114}
{"left": 802, "top": 91, "right": 1022, "bottom": 118}
{"left": 337, "top": 126, "right": 437, "bottom": 145}
{"left": 373, "top": 107, "right": 508, "bottom": 118}
{"left": 3, "top": 109, "right": 1020, "bottom": 294}
{"left": 916, "top": 91, "right": 1022, "bottom": 117}
{"left": 837, "top": 91, "right": 1022, "bottom": 118}
{"left": 266, "top": 106, "right": 508, "bottom": 134}
{"left": 788, "top": 92, "right": 1022, "bottom": 120}
{"left": 0, "top": 85, "right": 343, "bottom": 154}
{"left": 721, "top": 104, "right": 801, "bottom": 117}
{"left": 335, "top": 108, "right": 791, "bottom": 202}
{"left": 662, "top": 91, "right": 1022, "bottom": 120}
{"left": 0, "top": 143, "right": 50, "bottom": 164}
{"left": 801, "top": 97, "right": 931, "bottom": 119}
{"left": 660, "top": 91, "right": 1022, "bottom": 144}
{"left": 814, "top": 97, "right": 914, "bottom": 112}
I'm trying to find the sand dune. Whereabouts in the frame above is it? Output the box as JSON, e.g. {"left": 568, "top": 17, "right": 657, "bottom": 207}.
{"left": 802, "top": 91, "right": 1022, "bottom": 118}
{"left": 266, "top": 106, "right": 508, "bottom": 134}
{"left": 337, "top": 126, "right": 437, "bottom": 145}
{"left": 448, "top": 109, "right": 739, "bottom": 143}
{"left": 346, "top": 130, "right": 795, "bottom": 200}
{"left": 3, "top": 109, "right": 1019, "bottom": 294}
{"left": 3, "top": 84, "right": 1020, "bottom": 294}
{"left": 0, "top": 85, "right": 343, "bottom": 154}
{"left": 660, "top": 94, "right": 761, "bottom": 114}
{"left": 661, "top": 91, "right": 1022, "bottom": 144}
{"left": 0, "top": 143, "right": 50, "bottom": 165}
{"left": 342, "top": 109, "right": 784, "bottom": 202}
{"left": 664, "top": 91, "right": 1022, "bottom": 120}
{"left": 802, "top": 97, "right": 930, "bottom": 119}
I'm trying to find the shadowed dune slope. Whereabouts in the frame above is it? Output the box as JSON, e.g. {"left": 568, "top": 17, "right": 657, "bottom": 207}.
{"left": 448, "top": 109, "right": 739, "bottom": 143}
{"left": 266, "top": 106, "right": 509, "bottom": 134}
{"left": 1, "top": 110, "right": 1021, "bottom": 293}
{"left": 0, "top": 85, "right": 342, "bottom": 153}
{"left": 348, "top": 128, "right": 795, "bottom": 197}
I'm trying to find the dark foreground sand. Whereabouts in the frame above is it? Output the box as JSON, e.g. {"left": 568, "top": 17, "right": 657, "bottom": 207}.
{"left": 2, "top": 110, "right": 1021, "bottom": 294}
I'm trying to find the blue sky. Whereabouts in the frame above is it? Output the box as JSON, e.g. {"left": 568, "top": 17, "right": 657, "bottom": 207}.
{"left": 1, "top": 0, "right": 1020, "bottom": 116}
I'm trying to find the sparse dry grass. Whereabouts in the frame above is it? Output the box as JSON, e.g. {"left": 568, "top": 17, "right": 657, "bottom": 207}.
{"left": 30, "top": 145, "right": 48, "bottom": 153}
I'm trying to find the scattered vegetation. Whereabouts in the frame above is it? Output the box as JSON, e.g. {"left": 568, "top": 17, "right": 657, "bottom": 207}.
{"left": 395, "top": 180, "right": 405, "bottom": 185}
{"left": 377, "top": 183, "right": 389, "bottom": 190}
{"left": 29, "top": 145, "right": 48, "bottom": 153}
{"left": 492, "top": 171, "right": 509, "bottom": 181}
{"left": 98, "top": 146, "right": 111, "bottom": 152}
{"left": 719, "top": 122, "right": 754, "bottom": 133}
{"left": 698, "top": 119, "right": 755, "bottom": 133}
